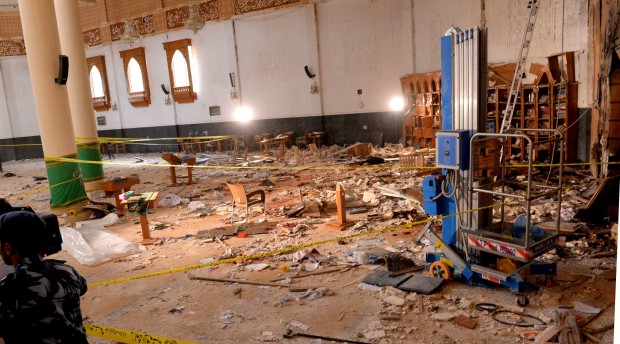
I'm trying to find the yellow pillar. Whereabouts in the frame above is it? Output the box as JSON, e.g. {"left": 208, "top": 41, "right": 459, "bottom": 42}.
{"left": 55, "top": 0, "right": 104, "bottom": 192}
{"left": 18, "top": 0, "right": 88, "bottom": 211}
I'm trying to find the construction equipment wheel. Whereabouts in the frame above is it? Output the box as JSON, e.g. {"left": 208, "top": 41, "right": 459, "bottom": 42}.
{"left": 516, "top": 294, "right": 529, "bottom": 307}
{"left": 429, "top": 261, "right": 451, "bottom": 280}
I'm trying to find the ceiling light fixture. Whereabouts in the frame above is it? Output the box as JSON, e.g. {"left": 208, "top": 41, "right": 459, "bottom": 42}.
{"left": 184, "top": 4, "right": 205, "bottom": 34}
{"left": 121, "top": 19, "right": 140, "bottom": 47}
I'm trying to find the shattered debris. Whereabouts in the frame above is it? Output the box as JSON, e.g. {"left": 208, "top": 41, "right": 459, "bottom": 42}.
{"left": 1, "top": 141, "right": 616, "bottom": 344}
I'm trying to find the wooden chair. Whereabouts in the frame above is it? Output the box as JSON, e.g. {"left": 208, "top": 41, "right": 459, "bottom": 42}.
{"left": 226, "top": 183, "right": 265, "bottom": 224}
{"left": 295, "top": 132, "right": 310, "bottom": 148}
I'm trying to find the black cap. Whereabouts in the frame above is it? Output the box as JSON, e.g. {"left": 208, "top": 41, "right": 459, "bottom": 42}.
{"left": 0, "top": 211, "right": 45, "bottom": 255}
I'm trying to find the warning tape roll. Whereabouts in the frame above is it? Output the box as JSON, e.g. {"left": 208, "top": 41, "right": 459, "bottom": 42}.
{"left": 85, "top": 322, "right": 198, "bottom": 344}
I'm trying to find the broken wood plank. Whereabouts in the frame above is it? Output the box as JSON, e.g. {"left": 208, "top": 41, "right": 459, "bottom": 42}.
{"left": 534, "top": 324, "right": 562, "bottom": 344}
{"left": 586, "top": 323, "right": 614, "bottom": 335}
{"left": 269, "top": 267, "right": 347, "bottom": 282}
{"left": 189, "top": 275, "right": 319, "bottom": 290}
{"left": 582, "top": 332, "right": 601, "bottom": 343}
{"left": 565, "top": 313, "right": 583, "bottom": 344}
{"left": 588, "top": 251, "right": 615, "bottom": 258}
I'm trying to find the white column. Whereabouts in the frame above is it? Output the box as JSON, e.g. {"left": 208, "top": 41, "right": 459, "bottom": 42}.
{"left": 18, "top": 0, "right": 88, "bottom": 210}
{"left": 55, "top": 0, "right": 104, "bottom": 192}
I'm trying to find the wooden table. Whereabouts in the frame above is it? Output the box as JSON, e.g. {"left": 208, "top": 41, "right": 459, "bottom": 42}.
{"left": 308, "top": 132, "right": 324, "bottom": 148}
{"left": 273, "top": 135, "right": 289, "bottom": 160}
{"left": 122, "top": 191, "right": 160, "bottom": 245}
{"left": 161, "top": 153, "right": 196, "bottom": 186}
{"left": 101, "top": 177, "right": 140, "bottom": 213}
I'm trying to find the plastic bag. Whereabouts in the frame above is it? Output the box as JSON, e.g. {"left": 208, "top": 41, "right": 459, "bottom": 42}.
{"left": 158, "top": 194, "right": 187, "bottom": 207}
{"left": 60, "top": 226, "right": 145, "bottom": 266}
{"left": 512, "top": 214, "right": 545, "bottom": 240}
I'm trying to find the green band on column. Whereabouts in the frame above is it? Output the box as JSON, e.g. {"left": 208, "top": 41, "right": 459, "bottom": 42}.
{"left": 45, "top": 153, "right": 88, "bottom": 210}
{"left": 77, "top": 143, "right": 104, "bottom": 182}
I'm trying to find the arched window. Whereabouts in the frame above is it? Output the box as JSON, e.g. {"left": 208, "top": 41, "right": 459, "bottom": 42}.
{"left": 171, "top": 50, "right": 190, "bottom": 87}
{"left": 163, "top": 39, "right": 197, "bottom": 103}
{"left": 127, "top": 58, "right": 144, "bottom": 92}
{"left": 86, "top": 56, "right": 111, "bottom": 111}
{"left": 119, "top": 47, "right": 151, "bottom": 107}
{"left": 89, "top": 66, "right": 104, "bottom": 97}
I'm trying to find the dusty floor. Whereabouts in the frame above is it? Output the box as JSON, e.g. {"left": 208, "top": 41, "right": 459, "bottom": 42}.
{"left": 0, "top": 148, "right": 616, "bottom": 344}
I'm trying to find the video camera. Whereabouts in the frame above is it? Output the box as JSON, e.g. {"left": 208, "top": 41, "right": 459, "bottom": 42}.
{"left": 0, "top": 198, "right": 63, "bottom": 256}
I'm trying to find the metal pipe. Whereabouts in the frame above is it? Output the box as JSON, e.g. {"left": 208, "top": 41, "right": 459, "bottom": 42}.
{"left": 472, "top": 188, "right": 526, "bottom": 199}
{"left": 556, "top": 134, "right": 564, "bottom": 236}
{"left": 524, "top": 135, "right": 534, "bottom": 250}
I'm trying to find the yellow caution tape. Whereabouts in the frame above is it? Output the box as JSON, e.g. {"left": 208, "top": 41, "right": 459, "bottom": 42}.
{"left": 87, "top": 199, "right": 503, "bottom": 288}
{"left": 78, "top": 135, "right": 234, "bottom": 143}
{"left": 44, "top": 155, "right": 434, "bottom": 171}
{"left": 0, "top": 143, "right": 42, "bottom": 147}
{"left": 85, "top": 322, "right": 198, "bottom": 344}
{"left": 4, "top": 177, "right": 81, "bottom": 201}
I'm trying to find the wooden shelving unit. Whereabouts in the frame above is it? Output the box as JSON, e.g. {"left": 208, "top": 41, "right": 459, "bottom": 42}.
{"left": 399, "top": 71, "right": 442, "bottom": 148}
{"left": 485, "top": 52, "right": 577, "bottom": 163}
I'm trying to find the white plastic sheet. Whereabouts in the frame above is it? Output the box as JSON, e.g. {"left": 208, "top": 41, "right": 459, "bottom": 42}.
{"left": 75, "top": 213, "right": 120, "bottom": 228}
{"left": 60, "top": 226, "right": 145, "bottom": 266}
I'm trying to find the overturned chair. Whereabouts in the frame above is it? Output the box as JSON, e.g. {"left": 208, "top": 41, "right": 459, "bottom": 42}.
{"left": 226, "top": 183, "right": 265, "bottom": 224}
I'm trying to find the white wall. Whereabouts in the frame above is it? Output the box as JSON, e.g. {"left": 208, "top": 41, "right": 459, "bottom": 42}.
{"left": 85, "top": 20, "right": 239, "bottom": 131}
{"left": 0, "top": 57, "right": 38, "bottom": 138}
{"left": 235, "top": 5, "right": 318, "bottom": 119}
{"left": 0, "top": 60, "right": 15, "bottom": 139}
{"left": 486, "top": 0, "right": 589, "bottom": 106}
{"left": 413, "top": 0, "right": 481, "bottom": 73}
{"left": 0, "top": 0, "right": 592, "bottom": 139}
{"left": 412, "top": 0, "right": 589, "bottom": 106}
{"left": 317, "top": 0, "right": 414, "bottom": 115}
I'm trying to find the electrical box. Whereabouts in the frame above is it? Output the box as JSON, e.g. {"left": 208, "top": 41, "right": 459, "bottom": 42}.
{"left": 435, "top": 130, "right": 469, "bottom": 170}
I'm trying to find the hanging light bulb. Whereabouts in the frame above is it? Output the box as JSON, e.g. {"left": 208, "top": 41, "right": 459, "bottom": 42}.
{"left": 121, "top": 19, "right": 139, "bottom": 47}
{"left": 184, "top": 4, "right": 205, "bottom": 34}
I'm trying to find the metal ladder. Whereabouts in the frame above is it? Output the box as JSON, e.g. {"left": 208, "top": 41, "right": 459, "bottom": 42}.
{"left": 498, "top": 0, "right": 539, "bottom": 135}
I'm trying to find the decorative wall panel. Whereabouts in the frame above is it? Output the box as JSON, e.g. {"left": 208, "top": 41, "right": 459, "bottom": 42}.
{"left": 0, "top": 40, "right": 25, "bottom": 57}
{"left": 166, "top": 1, "right": 219, "bottom": 30}
{"left": 135, "top": 15, "right": 156, "bottom": 35}
{"left": 165, "top": 6, "right": 189, "bottom": 29}
{"left": 199, "top": 0, "right": 220, "bottom": 21}
{"left": 233, "top": 0, "right": 296, "bottom": 15}
{"left": 83, "top": 28, "right": 102, "bottom": 47}
{"left": 110, "top": 15, "right": 155, "bottom": 42}
{"left": 109, "top": 22, "right": 124, "bottom": 41}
